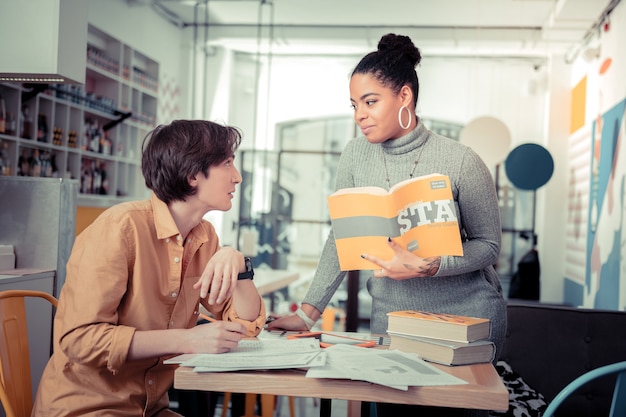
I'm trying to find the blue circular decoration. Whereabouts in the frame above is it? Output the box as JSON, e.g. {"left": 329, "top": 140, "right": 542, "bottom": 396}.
{"left": 504, "top": 143, "right": 554, "bottom": 190}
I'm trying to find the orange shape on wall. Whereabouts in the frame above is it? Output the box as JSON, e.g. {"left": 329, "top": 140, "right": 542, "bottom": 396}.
{"left": 570, "top": 76, "right": 587, "bottom": 134}
{"left": 599, "top": 58, "right": 612, "bottom": 75}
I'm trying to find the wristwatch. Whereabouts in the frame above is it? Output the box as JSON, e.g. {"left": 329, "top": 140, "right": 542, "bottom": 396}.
{"left": 237, "top": 256, "right": 254, "bottom": 280}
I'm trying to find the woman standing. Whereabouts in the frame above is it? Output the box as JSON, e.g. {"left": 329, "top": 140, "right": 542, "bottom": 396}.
{"left": 268, "top": 34, "right": 506, "bottom": 417}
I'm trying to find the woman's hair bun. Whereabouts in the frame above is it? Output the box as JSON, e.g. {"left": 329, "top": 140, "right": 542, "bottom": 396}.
{"left": 377, "top": 33, "right": 422, "bottom": 67}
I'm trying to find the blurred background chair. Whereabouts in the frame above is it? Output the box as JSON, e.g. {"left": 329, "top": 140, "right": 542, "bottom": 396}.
{"left": 542, "top": 361, "right": 626, "bottom": 417}
{"left": 0, "top": 290, "right": 58, "bottom": 417}
{"left": 320, "top": 306, "right": 345, "bottom": 332}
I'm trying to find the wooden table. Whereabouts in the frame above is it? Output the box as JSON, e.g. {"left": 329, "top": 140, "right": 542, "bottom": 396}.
{"left": 253, "top": 269, "right": 300, "bottom": 296}
{"left": 252, "top": 269, "right": 299, "bottom": 312}
{"left": 174, "top": 361, "right": 509, "bottom": 416}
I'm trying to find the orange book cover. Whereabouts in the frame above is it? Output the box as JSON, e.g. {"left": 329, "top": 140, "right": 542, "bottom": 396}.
{"left": 386, "top": 310, "right": 491, "bottom": 342}
{"left": 327, "top": 173, "right": 463, "bottom": 271}
{"left": 387, "top": 310, "right": 489, "bottom": 326}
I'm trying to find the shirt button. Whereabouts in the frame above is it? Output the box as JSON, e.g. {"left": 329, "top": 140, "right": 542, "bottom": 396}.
{"left": 165, "top": 238, "right": 170, "bottom": 243}
{"left": 177, "top": 235, "right": 182, "bottom": 241}
{"left": 174, "top": 257, "right": 180, "bottom": 263}
{"left": 148, "top": 380, "right": 153, "bottom": 385}
{"left": 171, "top": 292, "right": 177, "bottom": 297}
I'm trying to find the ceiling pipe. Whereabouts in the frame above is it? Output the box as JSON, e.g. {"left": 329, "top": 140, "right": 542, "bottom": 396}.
{"left": 564, "top": 0, "right": 621, "bottom": 64}
{"left": 150, "top": 0, "right": 186, "bottom": 28}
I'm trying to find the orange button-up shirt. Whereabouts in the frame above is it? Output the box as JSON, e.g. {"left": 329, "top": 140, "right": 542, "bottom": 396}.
{"left": 32, "top": 194, "right": 266, "bottom": 417}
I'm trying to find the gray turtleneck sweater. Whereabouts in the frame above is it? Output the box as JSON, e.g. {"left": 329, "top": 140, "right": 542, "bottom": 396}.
{"left": 303, "top": 119, "right": 507, "bottom": 359}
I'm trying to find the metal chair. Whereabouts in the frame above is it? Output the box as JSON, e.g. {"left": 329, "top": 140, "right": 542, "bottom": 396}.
{"left": 0, "top": 290, "right": 58, "bottom": 417}
{"left": 542, "top": 361, "right": 626, "bottom": 417}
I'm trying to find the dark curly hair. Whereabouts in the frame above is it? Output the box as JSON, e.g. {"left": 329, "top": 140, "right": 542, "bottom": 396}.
{"left": 141, "top": 120, "right": 242, "bottom": 204}
{"left": 351, "top": 33, "right": 422, "bottom": 106}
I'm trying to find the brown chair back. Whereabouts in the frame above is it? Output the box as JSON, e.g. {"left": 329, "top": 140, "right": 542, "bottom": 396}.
{"left": 0, "top": 290, "right": 57, "bottom": 417}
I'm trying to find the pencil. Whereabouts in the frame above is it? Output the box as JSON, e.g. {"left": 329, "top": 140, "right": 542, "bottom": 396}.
{"left": 199, "top": 313, "right": 217, "bottom": 322}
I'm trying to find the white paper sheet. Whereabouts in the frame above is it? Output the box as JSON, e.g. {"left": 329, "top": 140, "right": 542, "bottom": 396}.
{"left": 167, "top": 334, "right": 467, "bottom": 390}
{"left": 165, "top": 338, "right": 324, "bottom": 372}
{"left": 305, "top": 344, "right": 467, "bottom": 390}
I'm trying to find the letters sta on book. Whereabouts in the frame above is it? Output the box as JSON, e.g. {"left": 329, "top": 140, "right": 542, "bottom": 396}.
{"left": 397, "top": 197, "right": 457, "bottom": 237}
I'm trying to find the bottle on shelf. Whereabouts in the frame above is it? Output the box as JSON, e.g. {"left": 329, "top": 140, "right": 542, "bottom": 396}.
{"left": 81, "top": 118, "right": 91, "bottom": 150}
{"left": 5, "top": 112, "right": 16, "bottom": 136}
{"left": 37, "top": 114, "right": 49, "bottom": 142}
{"left": 28, "top": 149, "right": 42, "bottom": 177}
{"left": 17, "top": 149, "right": 29, "bottom": 176}
{"left": 0, "top": 140, "right": 9, "bottom": 175}
{"left": 39, "top": 150, "right": 53, "bottom": 177}
{"left": 91, "top": 121, "right": 102, "bottom": 153}
{"left": 50, "top": 153, "right": 59, "bottom": 178}
{"left": 99, "top": 130, "right": 113, "bottom": 155}
{"left": 98, "top": 162, "right": 109, "bottom": 194}
{"left": 20, "top": 105, "right": 32, "bottom": 139}
{"left": 92, "top": 160, "right": 101, "bottom": 194}
{"left": 0, "top": 95, "right": 6, "bottom": 134}
{"left": 80, "top": 159, "right": 90, "bottom": 193}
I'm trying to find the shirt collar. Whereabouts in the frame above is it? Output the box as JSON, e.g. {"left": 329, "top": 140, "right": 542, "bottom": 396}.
{"left": 151, "top": 193, "right": 180, "bottom": 240}
{"left": 150, "top": 192, "right": 211, "bottom": 243}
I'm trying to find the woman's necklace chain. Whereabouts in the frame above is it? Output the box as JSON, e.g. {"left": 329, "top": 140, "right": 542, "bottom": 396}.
{"left": 382, "top": 138, "right": 428, "bottom": 190}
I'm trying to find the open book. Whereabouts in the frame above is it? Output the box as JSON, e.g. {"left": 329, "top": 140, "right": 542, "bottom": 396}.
{"left": 327, "top": 173, "right": 463, "bottom": 271}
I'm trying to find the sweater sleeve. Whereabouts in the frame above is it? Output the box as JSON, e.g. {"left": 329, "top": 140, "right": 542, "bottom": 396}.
{"left": 301, "top": 140, "right": 357, "bottom": 312}
{"left": 437, "top": 146, "right": 502, "bottom": 276}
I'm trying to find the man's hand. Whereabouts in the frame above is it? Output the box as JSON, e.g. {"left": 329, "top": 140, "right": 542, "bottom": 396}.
{"left": 186, "top": 321, "right": 247, "bottom": 354}
{"left": 193, "top": 246, "right": 245, "bottom": 304}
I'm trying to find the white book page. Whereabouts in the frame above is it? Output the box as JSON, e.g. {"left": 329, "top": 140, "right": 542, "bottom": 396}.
{"left": 167, "top": 338, "right": 323, "bottom": 371}
{"left": 306, "top": 344, "right": 467, "bottom": 390}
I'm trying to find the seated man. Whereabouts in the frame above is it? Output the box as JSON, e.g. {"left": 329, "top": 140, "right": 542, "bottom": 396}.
{"left": 33, "top": 120, "right": 266, "bottom": 416}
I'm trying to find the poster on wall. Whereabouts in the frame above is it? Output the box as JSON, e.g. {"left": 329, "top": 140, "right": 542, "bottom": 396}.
{"left": 564, "top": 0, "right": 626, "bottom": 310}
{"left": 585, "top": 97, "right": 626, "bottom": 309}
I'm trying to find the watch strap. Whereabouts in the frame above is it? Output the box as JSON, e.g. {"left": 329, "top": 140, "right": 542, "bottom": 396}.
{"left": 237, "top": 257, "right": 254, "bottom": 280}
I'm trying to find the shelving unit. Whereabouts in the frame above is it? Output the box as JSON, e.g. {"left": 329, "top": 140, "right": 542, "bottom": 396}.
{"left": 0, "top": 24, "right": 158, "bottom": 207}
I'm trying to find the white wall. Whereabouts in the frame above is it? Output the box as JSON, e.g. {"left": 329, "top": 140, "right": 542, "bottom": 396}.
{"left": 87, "top": 0, "right": 190, "bottom": 119}
{"left": 540, "top": 55, "right": 572, "bottom": 303}
{"left": 226, "top": 53, "right": 549, "bottom": 152}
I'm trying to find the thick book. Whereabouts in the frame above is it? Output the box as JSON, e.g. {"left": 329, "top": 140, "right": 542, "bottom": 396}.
{"left": 386, "top": 310, "right": 491, "bottom": 343}
{"left": 327, "top": 173, "right": 463, "bottom": 271}
{"left": 388, "top": 331, "right": 495, "bottom": 366}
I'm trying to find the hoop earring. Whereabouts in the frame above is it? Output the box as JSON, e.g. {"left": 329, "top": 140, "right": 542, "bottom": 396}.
{"left": 398, "top": 106, "right": 412, "bottom": 130}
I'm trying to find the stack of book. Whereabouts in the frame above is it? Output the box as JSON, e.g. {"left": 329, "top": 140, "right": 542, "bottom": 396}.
{"left": 386, "top": 310, "right": 495, "bottom": 366}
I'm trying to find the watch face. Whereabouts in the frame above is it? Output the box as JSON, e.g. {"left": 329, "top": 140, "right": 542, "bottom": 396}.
{"left": 238, "top": 257, "right": 254, "bottom": 280}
